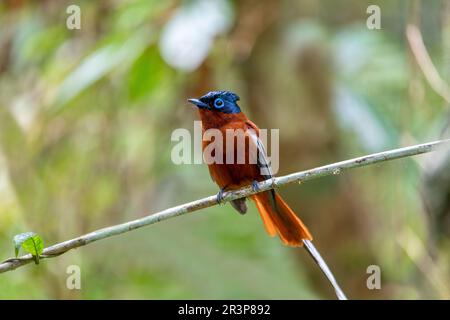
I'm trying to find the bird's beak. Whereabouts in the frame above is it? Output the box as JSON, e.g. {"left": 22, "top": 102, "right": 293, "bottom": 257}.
{"left": 188, "top": 98, "right": 209, "bottom": 109}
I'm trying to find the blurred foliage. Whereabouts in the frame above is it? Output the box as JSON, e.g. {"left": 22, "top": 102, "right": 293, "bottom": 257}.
{"left": 0, "top": 0, "right": 449, "bottom": 299}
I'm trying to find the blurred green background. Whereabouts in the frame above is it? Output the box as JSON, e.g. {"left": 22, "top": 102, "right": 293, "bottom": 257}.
{"left": 0, "top": 0, "right": 449, "bottom": 299}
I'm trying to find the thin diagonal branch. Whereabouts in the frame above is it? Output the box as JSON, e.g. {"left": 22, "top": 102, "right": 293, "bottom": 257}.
{"left": 1, "top": 139, "right": 449, "bottom": 278}
{"left": 407, "top": 24, "right": 450, "bottom": 104}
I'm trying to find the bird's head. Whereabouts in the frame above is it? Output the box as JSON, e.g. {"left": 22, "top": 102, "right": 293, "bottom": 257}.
{"left": 188, "top": 91, "right": 241, "bottom": 114}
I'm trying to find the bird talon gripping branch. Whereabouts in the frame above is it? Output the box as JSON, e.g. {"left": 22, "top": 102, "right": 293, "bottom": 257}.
{"left": 251, "top": 180, "right": 260, "bottom": 192}
{"left": 216, "top": 188, "right": 226, "bottom": 204}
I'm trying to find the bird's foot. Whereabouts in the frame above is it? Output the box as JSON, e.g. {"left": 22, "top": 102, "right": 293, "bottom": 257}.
{"left": 216, "top": 187, "right": 227, "bottom": 204}
{"left": 251, "top": 180, "right": 261, "bottom": 193}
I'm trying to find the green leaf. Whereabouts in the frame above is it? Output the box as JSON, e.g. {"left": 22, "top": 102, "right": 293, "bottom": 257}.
{"left": 13, "top": 232, "right": 44, "bottom": 265}
{"left": 127, "top": 46, "right": 168, "bottom": 102}
{"left": 54, "top": 30, "right": 152, "bottom": 111}
{"left": 13, "top": 232, "right": 35, "bottom": 257}
{"left": 22, "top": 235, "right": 44, "bottom": 257}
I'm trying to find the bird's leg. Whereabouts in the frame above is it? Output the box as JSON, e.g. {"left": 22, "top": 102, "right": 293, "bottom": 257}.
{"left": 216, "top": 186, "right": 229, "bottom": 204}
{"left": 251, "top": 180, "right": 260, "bottom": 193}
{"left": 271, "top": 178, "right": 276, "bottom": 189}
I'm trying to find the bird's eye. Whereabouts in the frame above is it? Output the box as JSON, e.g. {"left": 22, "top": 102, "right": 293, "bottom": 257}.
{"left": 214, "top": 98, "right": 224, "bottom": 109}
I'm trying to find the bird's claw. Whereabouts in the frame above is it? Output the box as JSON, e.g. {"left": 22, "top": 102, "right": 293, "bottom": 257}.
{"left": 216, "top": 188, "right": 226, "bottom": 204}
{"left": 251, "top": 181, "right": 260, "bottom": 192}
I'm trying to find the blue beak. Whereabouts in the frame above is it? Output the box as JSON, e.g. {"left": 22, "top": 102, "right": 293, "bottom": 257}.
{"left": 188, "top": 98, "right": 209, "bottom": 109}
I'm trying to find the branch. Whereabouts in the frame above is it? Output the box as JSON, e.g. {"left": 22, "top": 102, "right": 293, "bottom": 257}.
{"left": 1, "top": 139, "right": 449, "bottom": 276}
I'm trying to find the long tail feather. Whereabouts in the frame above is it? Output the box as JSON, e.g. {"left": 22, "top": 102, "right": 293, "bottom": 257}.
{"left": 251, "top": 191, "right": 346, "bottom": 299}
{"left": 252, "top": 191, "right": 312, "bottom": 246}
{"left": 303, "top": 240, "right": 348, "bottom": 300}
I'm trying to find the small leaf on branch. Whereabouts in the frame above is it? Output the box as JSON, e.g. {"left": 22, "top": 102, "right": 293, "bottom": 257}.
{"left": 13, "top": 232, "right": 44, "bottom": 265}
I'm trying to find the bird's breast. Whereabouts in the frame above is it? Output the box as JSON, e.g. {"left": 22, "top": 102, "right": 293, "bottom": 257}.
{"left": 198, "top": 111, "right": 262, "bottom": 189}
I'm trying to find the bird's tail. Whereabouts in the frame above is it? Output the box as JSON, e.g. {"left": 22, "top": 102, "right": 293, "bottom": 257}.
{"left": 252, "top": 191, "right": 312, "bottom": 246}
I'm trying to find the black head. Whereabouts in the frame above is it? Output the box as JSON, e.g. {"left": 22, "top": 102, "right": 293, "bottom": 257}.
{"left": 188, "top": 91, "right": 241, "bottom": 114}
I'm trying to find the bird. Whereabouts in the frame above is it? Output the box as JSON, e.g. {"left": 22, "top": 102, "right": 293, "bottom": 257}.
{"left": 188, "top": 90, "right": 313, "bottom": 246}
{"left": 187, "top": 91, "right": 347, "bottom": 299}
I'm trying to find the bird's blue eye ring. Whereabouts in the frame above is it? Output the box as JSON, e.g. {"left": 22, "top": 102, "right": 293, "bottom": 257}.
{"left": 214, "top": 98, "right": 224, "bottom": 109}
